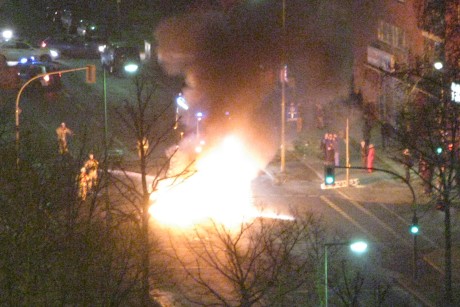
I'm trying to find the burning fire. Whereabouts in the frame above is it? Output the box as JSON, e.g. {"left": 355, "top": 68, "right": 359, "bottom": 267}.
{"left": 149, "top": 135, "right": 292, "bottom": 228}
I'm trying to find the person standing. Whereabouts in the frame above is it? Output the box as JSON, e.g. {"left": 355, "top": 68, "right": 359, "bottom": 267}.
{"left": 360, "top": 140, "right": 367, "bottom": 169}
{"left": 56, "top": 122, "right": 73, "bottom": 154}
{"left": 419, "top": 156, "right": 433, "bottom": 195}
{"left": 320, "top": 133, "right": 328, "bottom": 161}
{"left": 84, "top": 153, "right": 99, "bottom": 191}
{"left": 77, "top": 167, "right": 88, "bottom": 200}
{"left": 332, "top": 134, "right": 340, "bottom": 167}
{"left": 402, "top": 148, "right": 413, "bottom": 182}
{"left": 367, "top": 144, "right": 375, "bottom": 173}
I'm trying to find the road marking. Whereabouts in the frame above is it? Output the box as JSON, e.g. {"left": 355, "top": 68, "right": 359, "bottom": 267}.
{"left": 335, "top": 190, "right": 411, "bottom": 248}
{"left": 320, "top": 195, "right": 377, "bottom": 242}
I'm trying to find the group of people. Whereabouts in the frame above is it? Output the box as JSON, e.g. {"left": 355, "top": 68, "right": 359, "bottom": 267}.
{"left": 78, "top": 153, "right": 99, "bottom": 200}
{"left": 56, "top": 122, "right": 98, "bottom": 200}
{"left": 320, "top": 133, "right": 341, "bottom": 167}
{"left": 360, "top": 141, "right": 375, "bottom": 173}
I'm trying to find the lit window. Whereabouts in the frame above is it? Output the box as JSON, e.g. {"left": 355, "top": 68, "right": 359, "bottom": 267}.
{"left": 377, "top": 20, "right": 407, "bottom": 50}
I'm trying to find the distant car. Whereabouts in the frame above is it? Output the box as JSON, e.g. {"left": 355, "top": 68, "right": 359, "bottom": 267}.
{"left": 16, "top": 61, "right": 62, "bottom": 91}
{"left": 0, "top": 40, "right": 58, "bottom": 63}
{"left": 100, "top": 44, "right": 141, "bottom": 75}
{"left": 41, "top": 35, "right": 107, "bottom": 59}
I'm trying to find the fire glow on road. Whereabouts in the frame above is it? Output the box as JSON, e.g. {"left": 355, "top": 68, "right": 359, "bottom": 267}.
{"left": 149, "top": 135, "right": 293, "bottom": 228}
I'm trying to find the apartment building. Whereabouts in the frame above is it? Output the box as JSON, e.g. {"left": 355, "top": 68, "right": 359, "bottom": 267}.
{"left": 352, "top": 0, "right": 459, "bottom": 124}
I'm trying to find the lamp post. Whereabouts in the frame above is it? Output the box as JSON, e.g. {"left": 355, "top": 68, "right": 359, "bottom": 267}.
{"left": 324, "top": 240, "right": 368, "bottom": 307}
{"left": 102, "top": 62, "right": 139, "bottom": 158}
{"left": 102, "top": 63, "right": 139, "bottom": 222}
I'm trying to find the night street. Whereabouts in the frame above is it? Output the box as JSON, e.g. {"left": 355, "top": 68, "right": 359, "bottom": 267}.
{"left": 0, "top": 0, "right": 459, "bottom": 306}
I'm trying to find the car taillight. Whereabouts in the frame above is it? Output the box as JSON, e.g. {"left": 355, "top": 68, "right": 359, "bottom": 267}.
{"left": 41, "top": 41, "right": 46, "bottom": 48}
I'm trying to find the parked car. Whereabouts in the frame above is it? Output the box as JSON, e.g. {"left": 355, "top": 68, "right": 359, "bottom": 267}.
{"left": 101, "top": 43, "right": 141, "bottom": 76}
{"left": 41, "top": 35, "right": 107, "bottom": 59}
{"left": 16, "top": 60, "right": 62, "bottom": 91}
{"left": 0, "top": 40, "right": 58, "bottom": 62}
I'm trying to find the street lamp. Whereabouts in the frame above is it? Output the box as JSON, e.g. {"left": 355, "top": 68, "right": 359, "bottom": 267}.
{"left": 124, "top": 63, "right": 139, "bottom": 74}
{"left": 324, "top": 240, "right": 368, "bottom": 307}
{"left": 2, "top": 29, "right": 13, "bottom": 41}
{"left": 102, "top": 63, "right": 140, "bottom": 157}
{"left": 434, "top": 61, "right": 443, "bottom": 70}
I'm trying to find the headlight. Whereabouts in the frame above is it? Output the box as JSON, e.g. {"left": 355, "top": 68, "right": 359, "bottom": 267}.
{"left": 98, "top": 45, "right": 106, "bottom": 53}
{"left": 50, "top": 50, "right": 58, "bottom": 58}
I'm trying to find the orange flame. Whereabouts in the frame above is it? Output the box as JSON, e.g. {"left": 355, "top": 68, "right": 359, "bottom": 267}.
{"left": 149, "top": 135, "right": 288, "bottom": 228}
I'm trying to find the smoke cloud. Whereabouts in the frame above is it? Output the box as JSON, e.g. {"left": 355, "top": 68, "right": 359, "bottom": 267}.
{"left": 154, "top": 1, "right": 352, "bottom": 166}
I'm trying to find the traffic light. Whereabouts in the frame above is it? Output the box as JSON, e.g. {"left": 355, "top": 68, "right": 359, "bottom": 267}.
{"left": 324, "top": 165, "right": 335, "bottom": 185}
{"left": 410, "top": 215, "right": 419, "bottom": 235}
{"left": 86, "top": 64, "right": 96, "bottom": 83}
{"left": 436, "top": 146, "right": 443, "bottom": 155}
{"left": 410, "top": 224, "right": 419, "bottom": 235}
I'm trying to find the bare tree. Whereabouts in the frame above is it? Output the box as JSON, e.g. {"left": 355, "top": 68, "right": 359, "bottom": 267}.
{"left": 166, "top": 210, "right": 325, "bottom": 306}
{"left": 385, "top": 63, "right": 459, "bottom": 304}
{"left": 331, "top": 260, "right": 391, "bottom": 307}
{"left": 111, "top": 60, "right": 184, "bottom": 305}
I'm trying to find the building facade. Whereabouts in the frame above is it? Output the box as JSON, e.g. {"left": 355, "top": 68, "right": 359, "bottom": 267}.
{"left": 352, "top": 0, "right": 460, "bottom": 124}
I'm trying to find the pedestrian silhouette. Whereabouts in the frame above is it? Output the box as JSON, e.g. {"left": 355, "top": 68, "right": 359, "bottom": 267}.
{"left": 56, "top": 122, "right": 73, "bottom": 154}
{"left": 84, "top": 153, "right": 99, "bottom": 192}
{"left": 367, "top": 144, "right": 375, "bottom": 173}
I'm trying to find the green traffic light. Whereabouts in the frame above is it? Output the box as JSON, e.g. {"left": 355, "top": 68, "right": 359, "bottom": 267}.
{"left": 436, "top": 147, "right": 443, "bottom": 154}
{"left": 410, "top": 224, "right": 419, "bottom": 235}
{"left": 325, "top": 176, "right": 334, "bottom": 185}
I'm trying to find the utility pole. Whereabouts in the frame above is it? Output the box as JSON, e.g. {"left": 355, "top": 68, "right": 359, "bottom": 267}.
{"left": 280, "top": 0, "right": 286, "bottom": 173}
{"left": 346, "top": 118, "right": 350, "bottom": 185}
